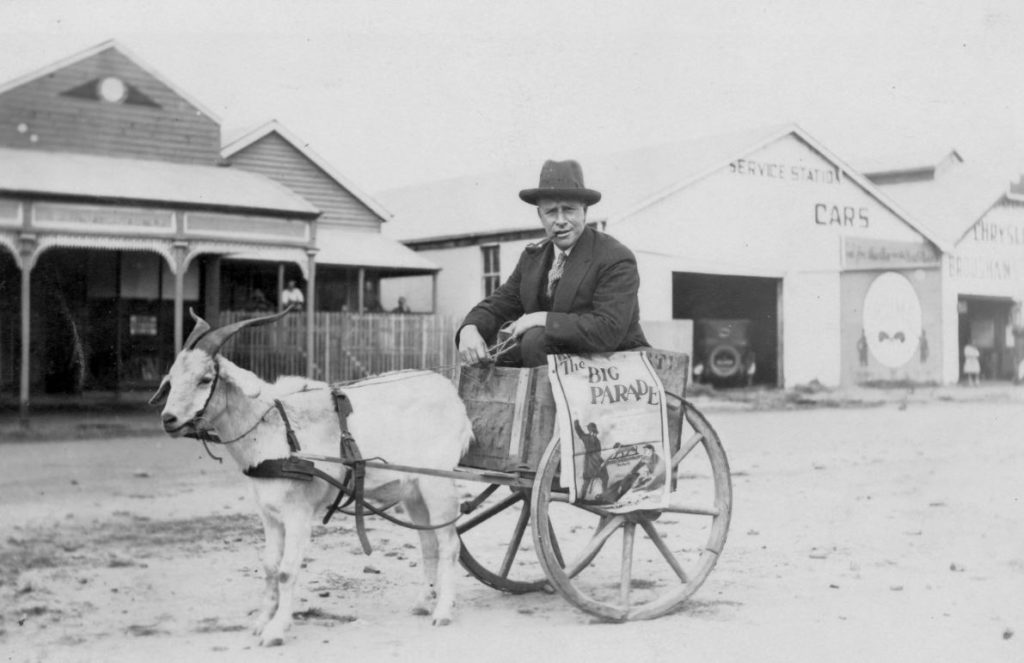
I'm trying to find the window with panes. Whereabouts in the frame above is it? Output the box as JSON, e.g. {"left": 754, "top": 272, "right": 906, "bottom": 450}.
{"left": 481, "top": 244, "right": 500, "bottom": 296}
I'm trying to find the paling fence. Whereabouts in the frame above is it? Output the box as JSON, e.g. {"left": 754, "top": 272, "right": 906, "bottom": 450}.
{"left": 219, "top": 311, "right": 464, "bottom": 384}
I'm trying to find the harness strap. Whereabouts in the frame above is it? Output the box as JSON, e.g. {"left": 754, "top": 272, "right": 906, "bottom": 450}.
{"left": 243, "top": 457, "right": 316, "bottom": 481}
{"left": 323, "top": 390, "right": 371, "bottom": 554}
{"left": 273, "top": 399, "right": 302, "bottom": 453}
{"left": 243, "top": 457, "right": 462, "bottom": 534}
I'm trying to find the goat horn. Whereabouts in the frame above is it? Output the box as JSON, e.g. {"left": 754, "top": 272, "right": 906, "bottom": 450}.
{"left": 194, "top": 305, "right": 295, "bottom": 356}
{"left": 183, "top": 308, "right": 212, "bottom": 350}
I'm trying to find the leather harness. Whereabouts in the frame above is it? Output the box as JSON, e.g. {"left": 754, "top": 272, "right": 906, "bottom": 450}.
{"left": 243, "top": 390, "right": 373, "bottom": 554}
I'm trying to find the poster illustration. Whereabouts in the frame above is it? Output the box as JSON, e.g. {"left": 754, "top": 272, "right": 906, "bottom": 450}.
{"left": 547, "top": 352, "right": 671, "bottom": 513}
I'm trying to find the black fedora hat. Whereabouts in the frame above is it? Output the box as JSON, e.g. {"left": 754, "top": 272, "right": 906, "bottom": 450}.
{"left": 519, "top": 159, "right": 601, "bottom": 206}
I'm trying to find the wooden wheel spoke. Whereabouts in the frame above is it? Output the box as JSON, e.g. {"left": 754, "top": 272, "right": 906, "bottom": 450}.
{"left": 640, "top": 519, "right": 688, "bottom": 582}
{"left": 499, "top": 498, "right": 532, "bottom": 577}
{"left": 672, "top": 431, "right": 704, "bottom": 470}
{"left": 545, "top": 492, "right": 616, "bottom": 517}
{"left": 547, "top": 519, "right": 565, "bottom": 568}
{"left": 457, "top": 491, "right": 524, "bottom": 534}
{"left": 562, "top": 514, "right": 625, "bottom": 577}
{"left": 620, "top": 522, "right": 636, "bottom": 607}
{"left": 663, "top": 500, "right": 720, "bottom": 517}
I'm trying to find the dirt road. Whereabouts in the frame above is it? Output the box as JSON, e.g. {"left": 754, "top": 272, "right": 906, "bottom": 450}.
{"left": 2, "top": 395, "right": 1022, "bottom": 662}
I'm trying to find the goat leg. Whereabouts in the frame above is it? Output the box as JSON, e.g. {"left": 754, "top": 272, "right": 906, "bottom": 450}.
{"left": 412, "top": 477, "right": 461, "bottom": 626}
{"left": 253, "top": 513, "right": 284, "bottom": 637}
{"left": 258, "top": 505, "right": 314, "bottom": 647}
{"left": 430, "top": 524, "right": 460, "bottom": 626}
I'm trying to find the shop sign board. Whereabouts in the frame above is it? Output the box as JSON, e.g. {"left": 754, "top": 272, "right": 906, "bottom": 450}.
{"left": 842, "top": 237, "right": 940, "bottom": 271}
{"left": 33, "top": 203, "right": 174, "bottom": 234}
{"left": 185, "top": 212, "right": 310, "bottom": 243}
{"left": 0, "top": 198, "right": 19, "bottom": 227}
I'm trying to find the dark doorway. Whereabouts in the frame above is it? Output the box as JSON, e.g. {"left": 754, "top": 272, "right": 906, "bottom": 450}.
{"left": 958, "top": 296, "right": 1015, "bottom": 381}
{"left": 672, "top": 272, "right": 780, "bottom": 387}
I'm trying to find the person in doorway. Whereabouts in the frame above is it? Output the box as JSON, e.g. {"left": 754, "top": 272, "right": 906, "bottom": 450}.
{"left": 963, "top": 339, "right": 981, "bottom": 386}
{"left": 457, "top": 159, "right": 648, "bottom": 367}
{"left": 281, "top": 280, "right": 305, "bottom": 311}
{"left": 392, "top": 296, "right": 412, "bottom": 314}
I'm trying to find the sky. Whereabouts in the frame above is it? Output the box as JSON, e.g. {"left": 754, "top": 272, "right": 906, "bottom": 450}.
{"left": 1, "top": 0, "right": 1023, "bottom": 194}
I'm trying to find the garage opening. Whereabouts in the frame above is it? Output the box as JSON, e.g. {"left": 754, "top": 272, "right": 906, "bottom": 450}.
{"left": 672, "top": 272, "right": 780, "bottom": 387}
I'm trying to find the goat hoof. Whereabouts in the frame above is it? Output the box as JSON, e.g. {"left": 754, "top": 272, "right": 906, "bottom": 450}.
{"left": 260, "top": 636, "right": 285, "bottom": 647}
{"left": 411, "top": 606, "right": 430, "bottom": 616}
{"left": 431, "top": 616, "right": 452, "bottom": 627}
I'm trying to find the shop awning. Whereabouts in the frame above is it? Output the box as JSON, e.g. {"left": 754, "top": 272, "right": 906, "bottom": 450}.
{"left": 315, "top": 226, "right": 438, "bottom": 272}
{"left": 0, "top": 147, "right": 319, "bottom": 217}
{"left": 225, "top": 226, "right": 439, "bottom": 273}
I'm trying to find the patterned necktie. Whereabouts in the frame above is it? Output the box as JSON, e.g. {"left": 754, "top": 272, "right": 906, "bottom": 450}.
{"left": 547, "top": 251, "right": 566, "bottom": 298}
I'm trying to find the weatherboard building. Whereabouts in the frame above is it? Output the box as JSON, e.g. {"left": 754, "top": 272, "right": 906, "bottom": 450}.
{"left": 381, "top": 124, "right": 1022, "bottom": 388}
{"left": 0, "top": 41, "right": 436, "bottom": 417}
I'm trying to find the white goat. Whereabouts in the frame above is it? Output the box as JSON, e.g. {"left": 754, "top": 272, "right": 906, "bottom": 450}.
{"left": 151, "top": 309, "right": 472, "bottom": 646}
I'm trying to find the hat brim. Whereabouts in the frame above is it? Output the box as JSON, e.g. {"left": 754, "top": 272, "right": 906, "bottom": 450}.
{"left": 519, "top": 187, "right": 601, "bottom": 205}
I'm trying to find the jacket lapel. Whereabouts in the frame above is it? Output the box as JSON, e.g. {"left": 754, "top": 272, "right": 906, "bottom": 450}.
{"left": 551, "top": 226, "right": 595, "bottom": 311}
{"left": 520, "top": 241, "right": 551, "bottom": 312}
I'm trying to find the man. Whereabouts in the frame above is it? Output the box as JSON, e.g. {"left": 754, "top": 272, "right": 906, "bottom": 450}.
{"left": 457, "top": 159, "right": 648, "bottom": 367}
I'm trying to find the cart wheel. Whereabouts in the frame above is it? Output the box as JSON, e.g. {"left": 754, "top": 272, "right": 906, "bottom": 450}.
{"left": 457, "top": 484, "right": 549, "bottom": 594}
{"left": 530, "top": 399, "right": 732, "bottom": 621}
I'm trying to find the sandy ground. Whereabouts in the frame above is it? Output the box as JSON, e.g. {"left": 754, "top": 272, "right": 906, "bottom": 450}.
{"left": 1, "top": 388, "right": 1023, "bottom": 663}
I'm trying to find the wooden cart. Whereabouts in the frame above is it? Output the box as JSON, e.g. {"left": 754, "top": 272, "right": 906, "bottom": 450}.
{"left": 453, "top": 349, "right": 732, "bottom": 621}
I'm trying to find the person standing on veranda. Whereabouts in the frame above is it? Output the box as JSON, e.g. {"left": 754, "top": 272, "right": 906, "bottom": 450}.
{"left": 281, "top": 279, "right": 305, "bottom": 311}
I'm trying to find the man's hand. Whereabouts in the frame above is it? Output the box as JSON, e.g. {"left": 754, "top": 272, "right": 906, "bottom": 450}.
{"left": 508, "top": 312, "right": 547, "bottom": 338}
{"left": 458, "top": 325, "right": 491, "bottom": 366}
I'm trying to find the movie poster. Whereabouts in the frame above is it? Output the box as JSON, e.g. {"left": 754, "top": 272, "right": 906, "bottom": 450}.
{"left": 548, "top": 352, "right": 671, "bottom": 512}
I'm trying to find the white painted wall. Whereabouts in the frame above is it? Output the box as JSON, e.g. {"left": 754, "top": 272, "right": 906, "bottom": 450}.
{"left": 381, "top": 239, "right": 535, "bottom": 315}
{"left": 390, "top": 134, "right": 940, "bottom": 386}
{"left": 940, "top": 256, "right": 961, "bottom": 384}
{"left": 782, "top": 271, "right": 842, "bottom": 386}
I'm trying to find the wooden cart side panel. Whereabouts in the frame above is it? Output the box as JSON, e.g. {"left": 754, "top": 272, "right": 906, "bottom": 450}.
{"left": 457, "top": 350, "right": 690, "bottom": 472}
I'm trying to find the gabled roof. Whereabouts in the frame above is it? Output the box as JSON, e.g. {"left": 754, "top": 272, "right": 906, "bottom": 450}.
{"left": 855, "top": 148, "right": 964, "bottom": 182}
{"left": 0, "top": 39, "right": 220, "bottom": 123}
{"left": 0, "top": 147, "right": 319, "bottom": 217}
{"left": 870, "top": 162, "right": 1016, "bottom": 246}
{"left": 379, "top": 123, "right": 949, "bottom": 252}
{"left": 221, "top": 120, "right": 393, "bottom": 222}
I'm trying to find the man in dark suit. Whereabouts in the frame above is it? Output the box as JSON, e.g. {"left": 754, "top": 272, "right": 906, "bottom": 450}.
{"left": 457, "top": 159, "right": 648, "bottom": 367}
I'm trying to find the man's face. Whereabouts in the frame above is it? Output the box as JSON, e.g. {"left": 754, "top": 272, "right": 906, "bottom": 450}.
{"left": 537, "top": 198, "right": 586, "bottom": 251}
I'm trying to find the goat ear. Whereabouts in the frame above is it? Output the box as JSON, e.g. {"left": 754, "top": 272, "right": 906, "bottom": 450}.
{"left": 149, "top": 377, "right": 171, "bottom": 406}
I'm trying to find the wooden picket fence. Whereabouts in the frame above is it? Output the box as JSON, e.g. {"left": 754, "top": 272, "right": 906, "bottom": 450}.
{"left": 218, "top": 310, "right": 463, "bottom": 383}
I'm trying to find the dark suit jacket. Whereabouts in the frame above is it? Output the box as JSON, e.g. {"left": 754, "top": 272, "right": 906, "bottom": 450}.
{"left": 459, "top": 226, "right": 648, "bottom": 354}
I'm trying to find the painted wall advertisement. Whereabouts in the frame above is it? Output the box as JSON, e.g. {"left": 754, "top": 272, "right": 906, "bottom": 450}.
{"left": 845, "top": 268, "right": 940, "bottom": 384}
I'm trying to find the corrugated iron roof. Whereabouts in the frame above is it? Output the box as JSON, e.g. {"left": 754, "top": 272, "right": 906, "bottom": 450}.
{"left": 0, "top": 147, "right": 319, "bottom": 216}
{"left": 314, "top": 225, "right": 438, "bottom": 271}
